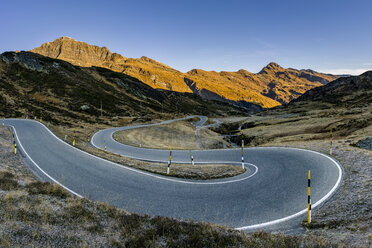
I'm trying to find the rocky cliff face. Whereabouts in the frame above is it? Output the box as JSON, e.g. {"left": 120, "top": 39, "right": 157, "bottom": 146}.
{"left": 31, "top": 37, "right": 127, "bottom": 71}
{"left": 31, "top": 37, "right": 339, "bottom": 108}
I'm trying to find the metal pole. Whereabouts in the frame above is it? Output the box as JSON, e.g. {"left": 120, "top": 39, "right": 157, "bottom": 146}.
{"left": 241, "top": 138, "right": 245, "bottom": 169}
{"left": 330, "top": 129, "right": 333, "bottom": 156}
{"left": 308, "top": 170, "right": 311, "bottom": 224}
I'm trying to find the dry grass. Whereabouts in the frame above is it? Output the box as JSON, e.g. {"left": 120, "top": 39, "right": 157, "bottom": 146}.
{"left": 212, "top": 102, "right": 372, "bottom": 148}
{"left": 113, "top": 118, "right": 230, "bottom": 150}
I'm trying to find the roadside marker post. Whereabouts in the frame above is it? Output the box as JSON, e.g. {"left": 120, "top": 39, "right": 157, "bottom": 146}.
{"left": 104, "top": 137, "right": 107, "bottom": 151}
{"left": 190, "top": 150, "right": 194, "bottom": 166}
{"left": 64, "top": 134, "right": 68, "bottom": 141}
{"left": 11, "top": 130, "right": 16, "bottom": 154}
{"left": 330, "top": 129, "right": 333, "bottom": 156}
{"left": 2, "top": 119, "right": 4, "bottom": 126}
{"left": 73, "top": 128, "right": 76, "bottom": 147}
{"left": 307, "top": 170, "right": 311, "bottom": 224}
{"left": 241, "top": 139, "right": 245, "bottom": 169}
{"left": 167, "top": 147, "right": 172, "bottom": 175}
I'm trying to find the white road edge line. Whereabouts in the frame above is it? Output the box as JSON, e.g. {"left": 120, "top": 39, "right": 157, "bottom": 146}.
{"left": 8, "top": 124, "right": 83, "bottom": 198}
{"left": 10, "top": 119, "right": 258, "bottom": 185}
{"left": 8, "top": 119, "right": 343, "bottom": 230}
{"left": 91, "top": 117, "right": 343, "bottom": 230}
{"left": 235, "top": 148, "right": 342, "bottom": 230}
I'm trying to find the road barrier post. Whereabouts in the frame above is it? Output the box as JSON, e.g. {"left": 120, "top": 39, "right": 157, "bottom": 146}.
{"left": 190, "top": 150, "right": 194, "bottom": 166}
{"left": 73, "top": 128, "right": 76, "bottom": 147}
{"left": 330, "top": 129, "right": 333, "bottom": 156}
{"left": 12, "top": 130, "right": 16, "bottom": 154}
{"left": 167, "top": 147, "right": 172, "bottom": 175}
{"left": 307, "top": 170, "right": 311, "bottom": 224}
{"left": 241, "top": 139, "right": 245, "bottom": 169}
{"left": 104, "top": 137, "right": 107, "bottom": 151}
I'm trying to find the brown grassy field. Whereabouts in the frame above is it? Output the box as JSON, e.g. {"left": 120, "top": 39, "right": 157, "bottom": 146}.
{"left": 113, "top": 118, "right": 230, "bottom": 150}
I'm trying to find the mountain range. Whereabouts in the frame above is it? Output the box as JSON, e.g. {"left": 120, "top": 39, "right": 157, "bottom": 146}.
{"left": 0, "top": 51, "right": 243, "bottom": 125}
{"left": 31, "top": 37, "right": 338, "bottom": 108}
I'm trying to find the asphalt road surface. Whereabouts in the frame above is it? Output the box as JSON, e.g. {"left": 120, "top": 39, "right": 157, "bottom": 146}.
{"left": 5, "top": 118, "right": 342, "bottom": 230}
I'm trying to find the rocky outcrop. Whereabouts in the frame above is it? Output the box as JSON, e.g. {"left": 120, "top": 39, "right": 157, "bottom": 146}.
{"left": 31, "top": 37, "right": 126, "bottom": 71}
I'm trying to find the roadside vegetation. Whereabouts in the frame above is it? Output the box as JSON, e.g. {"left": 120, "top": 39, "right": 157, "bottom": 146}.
{"left": 112, "top": 118, "right": 230, "bottom": 150}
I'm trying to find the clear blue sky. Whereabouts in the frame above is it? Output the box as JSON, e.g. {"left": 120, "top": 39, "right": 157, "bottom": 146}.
{"left": 1, "top": 0, "right": 372, "bottom": 75}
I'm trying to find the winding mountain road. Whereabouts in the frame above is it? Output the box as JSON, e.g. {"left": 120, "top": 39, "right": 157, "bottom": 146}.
{"left": 5, "top": 117, "right": 342, "bottom": 231}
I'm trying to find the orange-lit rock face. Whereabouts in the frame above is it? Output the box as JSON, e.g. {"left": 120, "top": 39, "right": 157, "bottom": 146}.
{"left": 32, "top": 37, "right": 338, "bottom": 108}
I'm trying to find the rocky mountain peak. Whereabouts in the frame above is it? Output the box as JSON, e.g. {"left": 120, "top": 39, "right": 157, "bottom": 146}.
{"left": 30, "top": 37, "right": 126, "bottom": 67}
{"left": 259, "top": 62, "right": 284, "bottom": 74}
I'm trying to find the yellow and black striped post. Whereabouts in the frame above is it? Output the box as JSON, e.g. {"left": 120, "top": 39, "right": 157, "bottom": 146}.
{"left": 307, "top": 170, "right": 311, "bottom": 224}
{"left": 167, "top": 146, "right": 172, "bottom": 175}
{"left": 73, "top": 128, "right": 76, "bottom": 146}
{"left": 241, "top": 139, "right": 245, "bottom": 169}
{"left": 330, "top": 129, "right": 333, "bottom": 156}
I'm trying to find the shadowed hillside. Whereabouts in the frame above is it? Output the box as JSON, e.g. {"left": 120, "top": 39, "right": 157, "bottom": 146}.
{"left": 0, "top": 51, "right": 245, "bottom": 126}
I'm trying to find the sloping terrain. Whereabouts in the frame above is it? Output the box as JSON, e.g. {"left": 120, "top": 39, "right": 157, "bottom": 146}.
{"left": 0, "top": 51, "right": 244, "bottom": 126}
{"left": 210, "top": 72, "right": 372, "bottom": 247}
{"left": 31, "top": 37, "right": 338, "bottom": 108}
{"left": 214, "top": 71, "right": 372, "bottom": 147}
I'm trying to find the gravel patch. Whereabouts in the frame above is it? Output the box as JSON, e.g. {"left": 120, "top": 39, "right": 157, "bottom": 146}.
{"left": 356, "top": 137, "right": 372, "bottom": 151}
